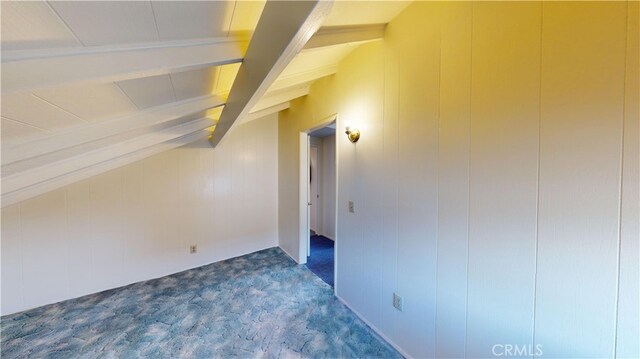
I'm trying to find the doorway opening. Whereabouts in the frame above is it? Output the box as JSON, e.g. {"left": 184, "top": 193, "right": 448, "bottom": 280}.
{"left": 299, "top": 117, "right": 337, "bottom": 288}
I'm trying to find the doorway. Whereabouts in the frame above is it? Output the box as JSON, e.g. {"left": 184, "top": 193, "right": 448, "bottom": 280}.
{"left": 300, "top": 117, "right": 337, "bottom": 288}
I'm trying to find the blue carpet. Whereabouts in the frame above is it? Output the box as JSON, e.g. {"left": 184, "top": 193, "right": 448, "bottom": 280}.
{"left": 0, "top": 247, "right": 400, "bottom": 358}
{"left": 305, "top": 235, "right": 335, "bottom": 287}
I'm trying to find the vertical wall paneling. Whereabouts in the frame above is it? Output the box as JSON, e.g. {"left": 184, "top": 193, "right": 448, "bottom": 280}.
{"left": 335, "top": 54, "right": 365, "bottom": 315}
{"left": 333, "top": 41, "right": 377, "bottom": 312}
{"left": 616, "top": 2, "right": 639, "bottom": 357}
{"left": 231, "top": 122, "right": 245, "bottom": 252}
{"left": 278, "top": 2, "right": 636, "bottom": 358}
{"left": 89, "top": 168, "right": 126, "bottom": 290}
{"left": 379, "top": 31, "right": 400, "bottom": 343}
{"left": 1, "top": 206, "right": 23, "bottom": 311}
{"left": 466, "top": 3, "right": 541, "bottom": 357}
{"left": 212, "top": 131, "right": 232, "bottom": 260}
{"left": 20, "top": 191, "right": 70, "bottom": 309}
{"left": 120, "top": 161, "right": 150, "bottom": 283}
{"left": 176, "top": 144, "right": 203, "bottom": 271}
{"left": 1, "top": 117, "right": 279, "bottom": 315}
{"left": 394, "top": 4, "right": 440, "bottom": 357}
{"left": 3, "top": 3, "right": 634, "bottom": 357}
{"left": 277, "top": 102, "right": 303, "bottom": 261}
{"left": 260, "top": 117, "right": 279, "bottom": 248}
{"left": 535, "top": 2, "right": 628, "bottom": 357}
{"left": 165, "top": 150, "right": 182, "bottom": 272}
{"left": 435, "top": 3, "right": 471, "bottom": 358}
{"left": 65, "top": 180, "right": 95, "bottom": 296}
{"left": 141, "top": 153, "right": 171, "bottom": 274}
{"left": 351, "top": 41, "right": 385, "bottom": 329}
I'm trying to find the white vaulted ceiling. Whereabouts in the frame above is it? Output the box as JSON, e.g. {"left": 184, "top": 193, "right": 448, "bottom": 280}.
{"left": 1, "top": 0, "right": 410, "bottom": 206}
{"left": 1, "top": 0, "right": 261, "bottom": 144}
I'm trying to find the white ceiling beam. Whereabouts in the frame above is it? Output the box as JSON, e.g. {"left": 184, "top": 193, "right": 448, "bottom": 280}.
{"left": 210, "top": 0, "right": 333, "bottom": 147}
{"left": 268, "top": 65, "right": 337, "bottom": 92}
{"left": 0, "top": 23, "right": 380, "bottom": 94}
{"left": 2, "top": 94, "right": 223, "bottom": 165}
{"left": 251, "top": 85, "right": 310, "bottom": 113}
{"left": 1, "top": 117, "right": 212, "bottom": 203}
{"left": 1, "top": 130, "right": 209, "bottom": 208}
{"left": 231, "top": 85, "right": 310, "bottom": 130}
{"left": 303, "top": 24, "right": 385, "bottom": 50}
{"left": 238, "top": 102, "right": 291, "bottom": 126}
{"left": 1, "top": 38, "right": 245, "bottom": 93}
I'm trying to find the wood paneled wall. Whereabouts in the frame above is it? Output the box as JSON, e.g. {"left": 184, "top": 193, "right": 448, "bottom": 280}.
{"left": 1, "top": 116, "right": 279, "bottom": 315}
{"left": 280, "top": 2, "right": 639, "bottom": 358}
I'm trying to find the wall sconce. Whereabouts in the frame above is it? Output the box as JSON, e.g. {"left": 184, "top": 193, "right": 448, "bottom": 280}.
{"left": 345, "top": 126, "right": 360, "bottom": 143}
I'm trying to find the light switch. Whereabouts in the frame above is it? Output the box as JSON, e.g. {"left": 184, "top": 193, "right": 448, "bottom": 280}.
{"left": 393, "top": 293, "right": 403, "bottom": 311}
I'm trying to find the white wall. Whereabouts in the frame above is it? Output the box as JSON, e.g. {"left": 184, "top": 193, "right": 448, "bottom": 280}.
{"left": 617, "top": 2, "right": 640, "bottom": 356}
{"left": 320, "top": 134, "right": 336, "bottom": 240}
{"left": 279, "top": 2, "right": 639, "bottom": 358}
{"left": 1, "top": 115, "right": 279, "bottom": 315}
{"left": 309, "top": 137, "right": 321, "bottom": 233}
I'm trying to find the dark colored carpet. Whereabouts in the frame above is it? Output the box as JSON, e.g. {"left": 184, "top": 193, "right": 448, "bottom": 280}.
{"left": 306, "top": 235, "right": 335, "bottom": 287}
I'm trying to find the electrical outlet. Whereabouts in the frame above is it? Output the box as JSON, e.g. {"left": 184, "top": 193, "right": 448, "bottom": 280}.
{"left": 348, "top": 200, "right": 355, "bottom": 213}
{"left": 393, "top": 293, "right": 403, "bottom": 312}
{"left": 190, "top": 245, "right": 197, "bottom": 254}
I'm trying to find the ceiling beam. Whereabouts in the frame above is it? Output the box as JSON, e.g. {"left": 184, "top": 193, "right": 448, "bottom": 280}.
{"left": 268, "top": 65, "right": 337, "bottom": 92}
{"left": 2, "top": 117, "right": 213, "bottom": 204}
{"left": 251, "top": 85, "right": 310, "bottom": 113}
{"left": 1, "top": 130, "right": 209, "bottom": 208}
{"left": 238, "top": 102, "right": 291, "bottom": 126}
{"left": 210, "top": 0, "right": 333, "bottom": 147}
{"left": 303, "top": 24, "right": 386, "bottom": 50}
{"left": 2, "top": 94, "right": 223, "bottom": 165}
{"left": 230, "top": 85, "right": 310, "bottom": 130}
{"left": 0, "top": 23, "right": 379, "bottom": 94}
{"left": 1, "top": 38, "right": 245, "bottom": 93}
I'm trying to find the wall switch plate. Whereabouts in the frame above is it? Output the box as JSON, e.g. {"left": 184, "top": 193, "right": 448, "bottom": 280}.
{"left": 190, "top": 245, "right": 197, "bottom": 254}
{"left": 349, "top": 200, "right": 355, "bottom": 213}
{"left": 393, "top": 293, "right": 403, "bottom": 311}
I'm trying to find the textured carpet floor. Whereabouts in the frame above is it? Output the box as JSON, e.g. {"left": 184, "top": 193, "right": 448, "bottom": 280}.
{"left": 305, "top": 235, "right": 334, "bottom": 287}
{"left": 0, "top": 247, "right": 400, "bottom": 359}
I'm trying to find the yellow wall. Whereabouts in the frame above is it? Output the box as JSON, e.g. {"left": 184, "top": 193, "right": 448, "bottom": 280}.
{"left": 278, "top": 2, "right": 639, "bottom": 358}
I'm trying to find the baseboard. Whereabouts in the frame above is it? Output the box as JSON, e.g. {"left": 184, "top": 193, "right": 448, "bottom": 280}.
{"left": 2, "top": 244, "right": 277, "bottom": 316}
{"left": 336, "top": 294, "right": 412, "bottom": 359}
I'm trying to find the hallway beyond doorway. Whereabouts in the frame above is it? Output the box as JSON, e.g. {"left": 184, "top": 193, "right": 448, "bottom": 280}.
{"left": 305, "top": 235, "right": 334, "bottom": 287}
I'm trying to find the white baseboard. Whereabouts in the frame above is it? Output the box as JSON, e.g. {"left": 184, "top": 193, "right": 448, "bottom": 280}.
{"left": 2, "top": 244, "right": 277, "bottom": 316}
{"left": 336, "top": 294, "right": 412, "bottom": 359}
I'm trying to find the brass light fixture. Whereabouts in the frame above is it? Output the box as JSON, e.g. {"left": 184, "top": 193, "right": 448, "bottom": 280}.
{"left": 345, "top": 126, "right": 360, "bottom": 143}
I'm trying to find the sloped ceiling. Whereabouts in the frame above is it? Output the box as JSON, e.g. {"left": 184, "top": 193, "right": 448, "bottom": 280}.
{"left": 0, "top": 0, "right": 410, "bottom": 206}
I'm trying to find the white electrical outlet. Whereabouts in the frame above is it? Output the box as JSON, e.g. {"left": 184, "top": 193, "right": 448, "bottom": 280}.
{"left": 190, "top": 245, "right": 197, "bottom": 254}
{"left": 393, "top": 293, "right": 403, "bottom": 311}
{"left": 349, "top": 200, "right": 355, "bottom": 213}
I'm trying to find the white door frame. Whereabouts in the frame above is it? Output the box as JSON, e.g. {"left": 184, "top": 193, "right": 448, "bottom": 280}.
{"left": 298, "top": 132, "right": 310, "bottom": 263}
{"left": 299, "top": 115, "right": 338, "bottom": 288}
